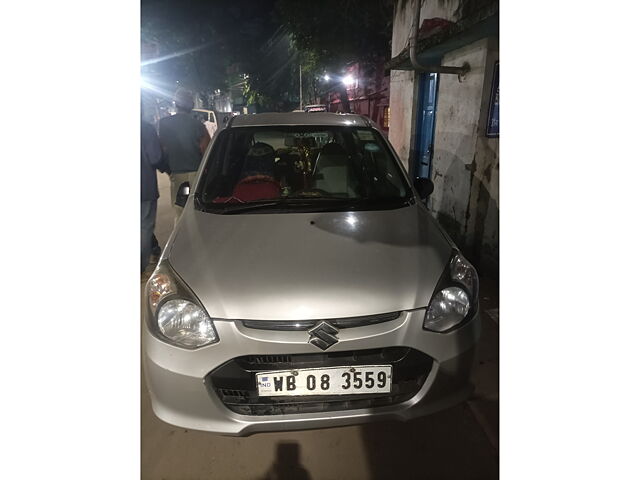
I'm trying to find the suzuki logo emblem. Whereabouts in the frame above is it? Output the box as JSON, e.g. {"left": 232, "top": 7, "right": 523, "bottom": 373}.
{"left": 308, "top": 321, "right": 339, "bottom": 350}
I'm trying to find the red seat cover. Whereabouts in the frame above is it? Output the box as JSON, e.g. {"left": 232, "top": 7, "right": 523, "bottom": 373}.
{"left": 231, "top": 175, "right": 280, "bottom": 202}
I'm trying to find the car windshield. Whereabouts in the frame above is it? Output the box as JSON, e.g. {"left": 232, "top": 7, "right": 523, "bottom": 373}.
{"left": 197, "top": 126, "right": 413, "bottom": 213}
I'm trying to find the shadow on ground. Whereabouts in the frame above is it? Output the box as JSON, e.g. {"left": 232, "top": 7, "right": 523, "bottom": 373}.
{"left": 261, "top": 442, "right": 312, "bottom": 480}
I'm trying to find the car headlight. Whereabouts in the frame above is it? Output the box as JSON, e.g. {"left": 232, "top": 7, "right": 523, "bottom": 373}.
{"left": 157, "top": 299, "right": 218, "bottom": 348}
{"left": 145, "top": 260, "right": 218, "bottom": 348}
{"left": 423, "top": 252, "right": 479, "bottom": 332}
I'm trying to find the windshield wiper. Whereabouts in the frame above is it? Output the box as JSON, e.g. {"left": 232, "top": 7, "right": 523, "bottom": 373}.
{"left": 204, "top": 196, "right": 412, "bottom": 215}
{"left": 214, "top": 201, "right": 283, "bottom": 214}
{"left": 212, "top": 199, "right": 355, "bottom": 214}
{"left": 208, "top": 197, "right": 345, "bottom": 214}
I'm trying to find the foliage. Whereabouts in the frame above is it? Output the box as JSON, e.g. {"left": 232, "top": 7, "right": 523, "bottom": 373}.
{"left": 239, "top": 30, "right": 301, "bottom": 112}
{"left": 275, "top": 0, "right": 394, "bottom": 70}
{"left": 241, "top": 0, "right": 394, "bottom": 111}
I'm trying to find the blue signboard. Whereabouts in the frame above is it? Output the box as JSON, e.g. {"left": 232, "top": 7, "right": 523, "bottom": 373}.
{"left": 486, "top": 61, "right": 499, "bottom": 138}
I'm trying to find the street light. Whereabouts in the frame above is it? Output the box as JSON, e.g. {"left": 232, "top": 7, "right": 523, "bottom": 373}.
{"left": 341, "top": 74, "right": 355, "bottom": 86}
{"left": 323, "top": 74, "right": 330, "bottom": 82}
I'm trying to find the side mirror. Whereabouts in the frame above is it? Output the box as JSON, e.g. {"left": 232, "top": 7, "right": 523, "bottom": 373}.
{"left": 175, "top": 182, "right": 190, "bottom": 207}
{"left": 413, "top": 177, "right": 434, "bottom": 200}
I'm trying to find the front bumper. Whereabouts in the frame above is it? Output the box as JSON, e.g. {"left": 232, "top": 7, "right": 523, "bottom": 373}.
{"left": 142, "top": 309, "right": 481, "bottom": 436}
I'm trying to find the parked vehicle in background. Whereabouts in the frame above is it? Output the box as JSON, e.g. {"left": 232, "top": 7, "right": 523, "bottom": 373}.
{"left": 143, "top": 112, "right": 481, "bottom": 435}
{"left": 192, "top": 108, "right": 218, "bottom": 137}
{"left": 304, "top": 104, "right": 328, "bottom": 112}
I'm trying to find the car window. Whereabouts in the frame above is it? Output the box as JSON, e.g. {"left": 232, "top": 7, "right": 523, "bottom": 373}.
{"left": 191, "top": 110, "right": 207, "bottom": 122}
{"left": 198, "top": 126, "right": 412, "bottom": 212}
{"left": 191, "top": 111, "right": 208, "bottom": 123}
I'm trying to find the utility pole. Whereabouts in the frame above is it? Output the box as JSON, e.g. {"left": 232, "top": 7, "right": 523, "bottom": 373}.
{"left": 299, "top": 64, "right": 303, "bottom": 110}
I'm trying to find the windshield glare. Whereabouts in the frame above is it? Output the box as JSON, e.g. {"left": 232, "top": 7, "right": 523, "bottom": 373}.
{"left": 198, "top": 126, "right": 412, "bottom": 211}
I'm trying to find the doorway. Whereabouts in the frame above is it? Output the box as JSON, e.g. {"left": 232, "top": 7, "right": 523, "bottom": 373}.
{"left": 413, "top": 73, "right": 439, "bottom": 179}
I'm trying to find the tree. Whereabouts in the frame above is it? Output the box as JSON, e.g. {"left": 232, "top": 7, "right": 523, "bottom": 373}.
{"left": 241, "top": 29, "right": 310, "bottom": 112}
{"left": 275, "top": 0, "right": 393, "bottom": 66}
{"left": 274, "top": 0, "right": 394, "bottom": 111}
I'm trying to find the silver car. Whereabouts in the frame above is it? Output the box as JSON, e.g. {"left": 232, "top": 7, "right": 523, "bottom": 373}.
{"left": 143, "top": 112, "right": 480, "bottom": 435}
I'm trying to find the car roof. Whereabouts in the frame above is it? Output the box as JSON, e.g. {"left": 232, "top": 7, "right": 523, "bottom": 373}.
{"left": 228, "top": 112, "right": 371, "bottom": 128}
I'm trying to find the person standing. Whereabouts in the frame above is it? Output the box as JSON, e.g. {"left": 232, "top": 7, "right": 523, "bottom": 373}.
{"left": 141, "top": 116, "right": 166, "bottom": 273}
{"left": 158, "top": 88, "right": 210, "bottom": 224}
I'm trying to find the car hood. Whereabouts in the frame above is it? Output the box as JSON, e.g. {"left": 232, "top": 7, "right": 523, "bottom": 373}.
{"left": 169, "top": 203, "right": 453, "bottom": 320}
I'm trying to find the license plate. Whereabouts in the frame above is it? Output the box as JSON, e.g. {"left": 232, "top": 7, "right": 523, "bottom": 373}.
{"left": 256, "top": 365, "right": 392, "bottom": 396}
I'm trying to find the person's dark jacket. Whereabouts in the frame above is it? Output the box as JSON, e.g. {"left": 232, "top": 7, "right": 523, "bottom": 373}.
{"left": 141, "top": 120, "right": 167, "bottom": 201}
{"left": 158, "top": 112, "right": 209, "bottom": 173}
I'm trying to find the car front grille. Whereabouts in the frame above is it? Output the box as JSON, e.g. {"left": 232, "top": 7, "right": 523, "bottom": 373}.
{"left": 205, "top": 347, "right": 433, "bottom": 415}
{"left": 240, "top": 311, "right": 401, "bottom": 331}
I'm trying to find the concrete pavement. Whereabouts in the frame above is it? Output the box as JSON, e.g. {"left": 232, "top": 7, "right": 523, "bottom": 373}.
{"left": 141, "top": 172, "right": 499, "bottom": 480}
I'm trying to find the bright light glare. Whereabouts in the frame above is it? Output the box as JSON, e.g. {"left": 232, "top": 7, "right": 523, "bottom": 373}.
{"left": 140, "top": 76, "right": 175, "bottom": 100}
{"left": 342, "top": 74, "right": 355, "bottom": 86}
{"left": 140, "top": 42, "right": 212, "bottom": 67}
{"left": 140, "top": 76, "right": 154, "bottom": 90}
{"left": 323, "top": 74, "right": 330, "bottom": 81}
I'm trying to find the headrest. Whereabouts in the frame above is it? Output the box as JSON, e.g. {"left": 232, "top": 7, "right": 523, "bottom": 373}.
{"left": 247, "top": 142, "right": 275, "bottom": 158}
{"left": 242, "top": 142, "right": 275, "bottom": 178}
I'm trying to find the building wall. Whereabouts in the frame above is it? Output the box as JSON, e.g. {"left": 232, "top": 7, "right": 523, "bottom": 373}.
{"left": 388, "top": 0, "right": 499, "bottom": 277}
{"left": 389, "top": 0, "right": 459, "bottom": 170}
{"left": 392, "top": 0, "right": 460, "bottom": 53}
{"left": 428, "top": 36, "right": 499, "bottom": 276}
{"left": 329, "top": 63, "right": 391, "bottom": 133}
{"left": 468, "top": 36, "right": 499, "bottom": 275}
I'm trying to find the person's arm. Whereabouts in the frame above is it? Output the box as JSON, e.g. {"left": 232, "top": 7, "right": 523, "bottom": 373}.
{"left": 155, "top": 120, "right": 171, "bottom": 173}
{"left": 198, "top": 123, "right": 211, "bottom": 155}
{"left": 144, "top": 124, "right": 169, "bottom": 173}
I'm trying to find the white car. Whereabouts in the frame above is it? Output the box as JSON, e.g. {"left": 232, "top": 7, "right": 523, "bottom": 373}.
{"left": 192, "top": 108, "right": 218, "bottom": 137}
{"left": 143, "top": 112, "right": 480, "bottom": 435}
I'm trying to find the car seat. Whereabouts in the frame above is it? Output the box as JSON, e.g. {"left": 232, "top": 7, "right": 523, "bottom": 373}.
{"left": 232, "top": 142, "right": 280, "bottom": 202}
{"left": 312, "top": 143, "right": 354, "bottom": 196}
